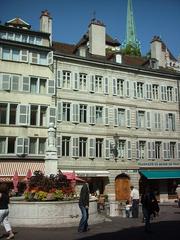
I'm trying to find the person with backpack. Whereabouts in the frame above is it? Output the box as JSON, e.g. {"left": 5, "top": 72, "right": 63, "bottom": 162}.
{"left": 141, "top": 187, "right": 159, "bottom": 233}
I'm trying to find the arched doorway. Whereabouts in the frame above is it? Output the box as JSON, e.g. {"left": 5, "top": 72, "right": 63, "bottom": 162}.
{"left": 115, "top": 173, "right": 131, "bottom": 201}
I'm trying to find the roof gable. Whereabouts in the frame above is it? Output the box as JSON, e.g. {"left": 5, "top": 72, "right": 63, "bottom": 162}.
{"left": 5, "top": 17, "right": 31, "bottom": 29}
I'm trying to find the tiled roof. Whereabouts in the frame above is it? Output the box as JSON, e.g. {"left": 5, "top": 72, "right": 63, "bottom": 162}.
{"left": 122, "top": 54, "right": 147, "bottom": 66}
{"left": 52, "top": 41, "right": 75, "bottom": 54}
{"left": 52, "top": 41, "right": 147, "bottom": 67}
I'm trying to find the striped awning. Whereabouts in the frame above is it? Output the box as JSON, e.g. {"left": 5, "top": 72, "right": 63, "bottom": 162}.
{"left": 0, "top": 161, "right": 45, "bottom": 181}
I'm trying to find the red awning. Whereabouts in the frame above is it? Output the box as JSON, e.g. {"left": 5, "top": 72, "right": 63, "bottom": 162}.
{"left": 63, "top": 172, "right": 85, "bottom": 182}
{"left": 0, "top": 161, "right": 44, "bottom": 179}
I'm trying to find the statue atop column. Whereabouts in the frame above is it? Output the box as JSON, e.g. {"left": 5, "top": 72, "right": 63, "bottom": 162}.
{"left": 45, "top": 122, "right": 58, "bottom": 175}
{"left": 47, "top": 122, "right": 56, "bottom": 151}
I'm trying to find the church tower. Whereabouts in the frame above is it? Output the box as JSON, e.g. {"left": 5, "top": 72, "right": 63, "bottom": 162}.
{"left": 123, "top": 0, "right": 141, "bottom": 56}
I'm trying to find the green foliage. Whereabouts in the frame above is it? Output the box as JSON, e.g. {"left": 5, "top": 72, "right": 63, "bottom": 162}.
{"left": 122, "top": 44, "right": 141, "bottom": 56}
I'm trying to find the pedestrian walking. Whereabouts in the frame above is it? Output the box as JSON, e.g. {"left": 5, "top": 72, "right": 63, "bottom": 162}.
{"left": 130, "top": 185, "right": 139, "bottom": 218}
{"left": 0, "top": 183, "right": 14, "bottom": 239}
{"left": 78, "top": 181, "right": 90, "bottom": 233}
{"left": 175, "top": 184, "right": 180, "bottom": 208}
{"left": 141, "top": 187, "right": 159, "bottom": 233}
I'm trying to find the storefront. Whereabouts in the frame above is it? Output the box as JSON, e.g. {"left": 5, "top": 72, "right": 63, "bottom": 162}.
{"left": 139, "top": 169, "right": 180, "bottom": 202}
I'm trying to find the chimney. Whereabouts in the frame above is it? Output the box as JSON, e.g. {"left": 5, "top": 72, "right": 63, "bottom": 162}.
{"left": 115, "top": 53, "right": 122, "bottom": 64}
{"left": 89, "top": 19, "right": 106, "bottom": 56}
{"left": 40, "top": 10, "right": 52, "bottom": 44}
{"left": 150, "top": 36, "right": 165, "bottom": 68}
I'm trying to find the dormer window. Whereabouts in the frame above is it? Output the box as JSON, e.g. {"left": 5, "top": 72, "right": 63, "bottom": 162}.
{"left": 7, "top": 32, "right": 14, "bottom": 40}
{"left": 22, "top": 35, "right": 28, "bottom": 43}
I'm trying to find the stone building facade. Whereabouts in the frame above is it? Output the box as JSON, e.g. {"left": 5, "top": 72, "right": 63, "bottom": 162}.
{"left": 0, "top": 11, "right": 180, "bottom": 201}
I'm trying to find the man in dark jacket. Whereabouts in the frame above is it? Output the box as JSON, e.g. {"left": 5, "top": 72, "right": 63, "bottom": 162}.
{"left": 78, "top": 182, "right": 90, "bottom": 232}
{"left": 141, "top": 188, "right": 159, "bottom": 233}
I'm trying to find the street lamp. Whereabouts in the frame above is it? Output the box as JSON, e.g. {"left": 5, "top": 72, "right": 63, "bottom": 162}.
{"left": 112, "top": 133, "right": 119, "bottom": 159}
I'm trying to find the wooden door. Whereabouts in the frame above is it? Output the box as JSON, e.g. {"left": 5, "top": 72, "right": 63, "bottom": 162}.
{"left": 115, "top": 178, "right": 130, "bottom": 201}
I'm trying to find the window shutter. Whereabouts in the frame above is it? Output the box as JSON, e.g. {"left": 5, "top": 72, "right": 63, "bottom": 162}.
{"left": 146, "top": 84, "right": 149, "bottom": 99}
{"left": 48, "top": 79, "right": 55, "bottom": 95}
{"left": 167, "top": 142, "right": 170, "bottom": 159}
{"left": 127, "top": 141, "right": 131, "bottom": 160}
{"left": 104, "top": 77, "right": 109, "bottom": 95}
{"left": 126, "top": 81, "right": 130, "bottom": 97}
{"left": 21, "top": 49, "right": 28, "bottom": 62}
{"left": 133, "top": 82, "right": 137, "bottom": 98}
{"left": 89, "top": 75, "right": 95, "bottom": 93}
{"left": 152, "top": 142, "right": 155, "bottom": 159}
{"left": 126, "top": 109, "right": 131, "bottom": 127}
{"left": 174, "top": 87, "right": 178, "bottom": 102}
{"left": 72, "top": 104, "right": 79, "bottom": 123}
{"left": 104, "top": 107, "right": 109, "bottom": 126}
{"left": 136, "top": 111, "right": 139, "bottom": 128}
{"left": 48, "top": 107, "right": 56, "bottom": 126}
{"left": 136, "top": 141, "right": 139, "bottom": 160}
{"left": 165, "top": 114, "right": 169, "bottom": 130}
{"left": 18, "top": 104, "right": 29, "bottom": 125}
{"left": 146, "top": 84, "right": 152, "bottom": 100}
{"left": 164, "top": 86, "right": 167, "bottom": 101}
{"left": 2, "top": 74, "right": 10, "bottom": 90}
{"left": 146, "top": 111, "right": 151, "bottom": 129}
{"left": 89, "top": 106, "right": 95, "bottom": 125}
{"left": 57, "top": 70, "right": 62, "bottom": 88}
{"left": 148, "top": 142, "right": 151, "bottom": 159}
{"left": 114, "top": 108, "right": 118, "bottom": 126}
{"left": 73, "top": 72, "right": 79, "bottom": 91}
{"left": 57, "top": 101, "right": 62, "bottom": 121}
{"left": 112, "top": 78, "right": 117, "bottom": 95}
{"left": 154, "top": 112, "right": 157, "bottom": 129}
{"left": 24, "top": 138, "right": 29, "bottom": 155}
{"left": 161, "top": 86, "right": 164, "bottom": 101}
{"left": 172, "top": 114, "right": 176, "bottom": 131}
{"left": 56, "top": 136, "right": 62, "bottom": 157}
{"left": 105, "top": 139, "right": 110, "bottom": 159}
{"left": 12, "top": 75, "right": 20, "bottom": 91}
{"left": 47, "top": 51, "right": 53, "bottom": 65}
{"left": 89, "top": 138, "right": 95, "bottom": 158}
{"left": 72, "top": 137, "right": 79, "bottom": 158}
{"left": 16, "top": 137, "right": 24, "bottom": 155}
{"left": 177, "top": 143, "right": 180, "bottom": 160}
{"left": 161, "top": 86, "right": 167, "bottom": 101}
{"left": 158, "top": 113, "right": 161, "bottom": 129}
{"left": 163, "top": 142, "right": 168, "bottom": 160}
{"left": 22, "top": 76, "right": 30, "bottom": 92}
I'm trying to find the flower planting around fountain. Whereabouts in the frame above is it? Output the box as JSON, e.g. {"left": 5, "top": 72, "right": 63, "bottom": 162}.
{"left": 24, "top": 170, "right": 77, "bottom": 201}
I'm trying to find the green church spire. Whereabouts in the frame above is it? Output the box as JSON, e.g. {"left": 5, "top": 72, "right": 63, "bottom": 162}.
{"left": 123, "top": 0, "right": 141, "bottom": 56}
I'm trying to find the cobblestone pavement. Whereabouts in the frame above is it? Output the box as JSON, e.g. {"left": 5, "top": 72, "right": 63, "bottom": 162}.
{"left": 0, "top": 204, "right": 180, "bottom": 240}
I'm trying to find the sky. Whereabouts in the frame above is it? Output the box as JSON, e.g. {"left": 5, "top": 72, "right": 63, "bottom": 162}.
{"left": 0, "top": 0, "right": 180, "bottom": 57}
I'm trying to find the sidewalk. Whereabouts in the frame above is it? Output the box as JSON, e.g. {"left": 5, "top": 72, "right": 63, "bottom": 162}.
{"left": 1, "top": 204, "right": 180, "bottom": 240}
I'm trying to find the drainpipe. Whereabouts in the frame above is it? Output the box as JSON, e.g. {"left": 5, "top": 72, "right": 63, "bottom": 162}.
{"left": 177, "top": 79, "right": 180, "bottom": 120}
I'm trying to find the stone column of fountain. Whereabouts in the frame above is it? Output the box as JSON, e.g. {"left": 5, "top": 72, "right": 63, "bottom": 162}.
{"left": 45, "top": 122, "right": 58, "bottom": 175}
